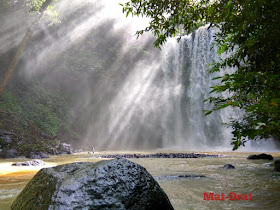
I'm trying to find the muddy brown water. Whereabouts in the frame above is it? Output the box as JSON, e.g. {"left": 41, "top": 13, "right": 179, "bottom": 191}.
{"left": 0, "top": 151, "right": 279, "bottom": 209}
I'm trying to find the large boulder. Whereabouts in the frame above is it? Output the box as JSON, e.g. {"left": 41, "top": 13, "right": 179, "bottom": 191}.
{"left": 58, "top": 142, "right": 73, "bottom": 154}
{"left": 247, "top": 153, "right": 273, "bottom": 160}
{"left": 11, "top": 158, "right": 174, "bottom": 210}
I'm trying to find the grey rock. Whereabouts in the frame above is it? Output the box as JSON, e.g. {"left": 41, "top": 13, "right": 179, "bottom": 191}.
{"left": 247, "top": 153, "right": 273, "bottom": 160}
{"left": 274, "top": 159, "right": 280, "bottom": 172}
{"left": 0, "top": 148, "right": 18, "bottom": 158}
{"left": 222, "top": 164, "right": 235, "bottom": 169}
{"left": 0, "top": 136, "right": 13, "bottom": 146}
{"left": 11, "top": 158, "right": 174, "bottom": 210}
{"left": 12, "top": 159, "right": 45, "bottom": 166}
{"left": 58, "top": 142, "right": 73, "bottom": 154}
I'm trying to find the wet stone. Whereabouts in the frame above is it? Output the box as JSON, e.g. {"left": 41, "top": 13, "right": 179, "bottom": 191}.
{"left": 12, "top": 159, "right": 45, "bottom": 166}
{"left": 11, "top": 158, "right": 174, "bottom": 210}
{"left": 247, "top": 153, "right": 273, "bottom": 160}
{"left": 222, "top": 164, "right": 235, "bottom": 170}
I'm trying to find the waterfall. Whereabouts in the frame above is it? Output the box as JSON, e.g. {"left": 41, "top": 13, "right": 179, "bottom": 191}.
{"left": 85, "top": 25, "right": 233, "bottom": 151}
{"left": 159, "top": 26, "right": 232, "bottom": 150}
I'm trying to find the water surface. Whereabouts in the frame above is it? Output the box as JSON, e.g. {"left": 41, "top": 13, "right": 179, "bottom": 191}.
{"left": 0, "top": 151, "right": 279, "bottom": 209}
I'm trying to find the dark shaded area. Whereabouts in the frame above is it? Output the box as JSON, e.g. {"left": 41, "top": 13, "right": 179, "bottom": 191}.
{"left": 247, "top": 153, "right": 273, "bottom": 160}
{"left": 275, "top": 159, "right": 280, "bottom": 172}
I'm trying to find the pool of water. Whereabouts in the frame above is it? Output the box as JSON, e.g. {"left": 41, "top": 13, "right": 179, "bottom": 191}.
{"left": 0, "top": 151, "right": 280, "bottom": 209}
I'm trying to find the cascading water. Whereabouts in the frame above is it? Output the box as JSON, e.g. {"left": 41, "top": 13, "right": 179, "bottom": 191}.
{"left": 160, "top": 26, "right": 232, "bottom": 150}
{"left": 86, "top": 25, "right": 233, "bottom": 151}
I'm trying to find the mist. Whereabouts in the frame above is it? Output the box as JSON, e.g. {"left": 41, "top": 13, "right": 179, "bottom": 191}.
{"left": 1, "top": 0, "right": 279, "bottom": 152}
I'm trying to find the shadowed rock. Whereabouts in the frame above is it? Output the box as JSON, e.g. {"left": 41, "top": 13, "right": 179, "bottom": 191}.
{"left": 247, "top": 153, "right": 273, "bottom": 160}
{"left": 11, "top": 158, "right": 174, "bottom": 210}
{"left": 0, "top": 148, "right": 18, "bottom": 158}
{"left": 58, "top": 142, "right": 73, "bottom": 154}
{"left": 222, "top": 164, "right": 235, "bottom": 170}
{"left": 274, "top": 159, "right": 280, "bottom": 172}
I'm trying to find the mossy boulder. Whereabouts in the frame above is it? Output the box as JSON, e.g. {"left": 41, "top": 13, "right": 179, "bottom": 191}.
{"left": 11, "top": 158, "right": 173, "bottom": 210}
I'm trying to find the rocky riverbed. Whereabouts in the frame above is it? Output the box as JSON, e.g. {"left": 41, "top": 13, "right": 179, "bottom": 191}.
{"left": 100, "top": 153, "right": 219, "bottom": 159}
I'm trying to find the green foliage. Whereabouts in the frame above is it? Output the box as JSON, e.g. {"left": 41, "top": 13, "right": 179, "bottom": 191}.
{"left": 122, "top": 0, "right": 280, "bottom": 149}
{"left": 16, "top": 138, "right": 56, "bottom": 156}
{"left": 0, "top": 110, "right": 57, "bottom": 156}
{"left": 121, "top": 0, "right": 211, "bottom": 48}
{"left": 0, "top": 80, "right": 69, "bottom": 136}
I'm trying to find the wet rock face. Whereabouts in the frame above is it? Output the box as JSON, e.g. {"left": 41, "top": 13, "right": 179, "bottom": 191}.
{"left": 11, "top": 158, "right": 174, "bottom": 210}
{"left": 247, "top": 153, "right": 273, "bottom": 160}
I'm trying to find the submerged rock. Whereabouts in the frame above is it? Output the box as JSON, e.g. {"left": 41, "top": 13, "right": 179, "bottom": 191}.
{"left": 155, "top": 174, "right": 206, "bottom": 180}
{"left": 222, "top": 164, "right": 235, "bottom": 170}
{"left": 274, "top": 159, "right": 280, "bottom": 172}
{"left": 247, "top": 153, "right": 273, "bottom": 160}
{"left": 12, "top": 159, "right": 45, "bottom": 166}
{"left": 11, "top": 158, "right": 174, "bottom": 210}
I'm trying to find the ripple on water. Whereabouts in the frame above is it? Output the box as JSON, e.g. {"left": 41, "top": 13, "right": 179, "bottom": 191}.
{"left": 0, "top": 151, "right": 279, "bottom": 210}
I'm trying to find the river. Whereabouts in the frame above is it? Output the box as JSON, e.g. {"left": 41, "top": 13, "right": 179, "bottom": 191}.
{"left": 0, "top": 151, "right": 280, "bottom": 209}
